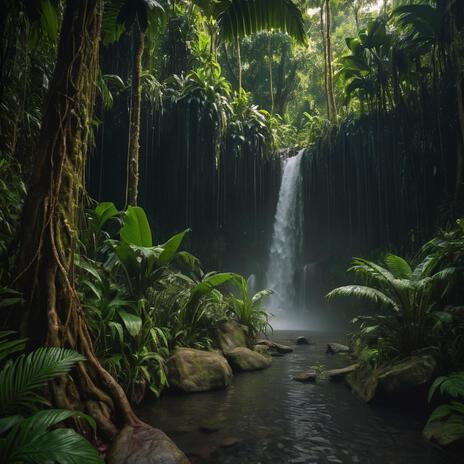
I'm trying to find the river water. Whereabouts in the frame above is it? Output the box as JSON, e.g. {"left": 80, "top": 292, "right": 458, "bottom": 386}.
{"left": 138, "top": 331, "right": 457, "bottom": 464}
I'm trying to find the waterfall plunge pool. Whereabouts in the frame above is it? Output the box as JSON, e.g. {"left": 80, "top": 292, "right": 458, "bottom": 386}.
{"left": 138, "top": 331, "right": 456, "bottom": 464}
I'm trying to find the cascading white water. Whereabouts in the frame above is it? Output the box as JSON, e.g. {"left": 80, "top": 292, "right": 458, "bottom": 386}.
{"left": 265, "top": 149, "right": 304, "bottom": 321}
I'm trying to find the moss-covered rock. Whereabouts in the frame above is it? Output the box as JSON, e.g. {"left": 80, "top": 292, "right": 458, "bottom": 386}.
{"left": 167, "top": 348, "right": 233, "bottom": 393}
{"left": 225, "top": 347, "right": 272, "bottom": 372}
{"left": 253, "top": 344, "right": 270, "bottom": 356}
{"left": 216, "top": 321, "right": 248, "bottom": 353}
{"left": 347, "top": 354, "right": 437, "bottom": 402}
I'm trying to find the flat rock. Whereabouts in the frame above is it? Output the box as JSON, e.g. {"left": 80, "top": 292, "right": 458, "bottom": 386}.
{"left": 220, "top": 437, "right": 240, "bottom": 448}
{"left": 292, "top": 370, "right": 317, "bottom": 382}
{"left": 225, "top": 347, "right": 272, "bottom": 372}
{"left": 326, "top": 343, "right": 350, "bottom": 354}
{"left": 108, "top": 425, "right": 189, "bottom": 464}
{"left": 256, "top": 339, "right": 293, "bottom": 354}
{"left": 327, "top": 364, "right": 358, "bottom": 381}
{"left": 167, "top": 347, "right": 232, "bottom": 393}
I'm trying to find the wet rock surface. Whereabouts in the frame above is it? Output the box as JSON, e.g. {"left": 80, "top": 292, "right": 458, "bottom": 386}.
{"left": 256, "top": 339, "right": 294, "bottom": 354}
{"left": 217, "top": 321, "right": 248, "bottom": 353}
{"left": 108, "top": 425, "right": 189, "bottom": 464}
{"left": 292, "top": 370, "right": 317, "bottom": 382}
{"left": 167, "top": 348, "right": 232, "bottom": 392}
{"left": 225, "top": 346, "right": 272, "bottom": 372}
{"left": 326, "top": 342, "right": 351, "bottom": 354}
{"left": 139, "top": 331, "right": 457, "bottom": 464}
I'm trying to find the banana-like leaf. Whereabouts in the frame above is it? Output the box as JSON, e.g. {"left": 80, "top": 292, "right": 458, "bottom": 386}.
{"left": 117, "top": 309, "right": 142, "bottom": 337}
{"left": 95, "top": 202, "right": 118, "bottom": 227}
{"left": 120, "top": 206, "right": 153, "bottom": 247}
{"left": 384, "top": 254, "right": 412, "bottom": 279}
{"left": 158, "top": 229, "right": 189, "bottom": 266}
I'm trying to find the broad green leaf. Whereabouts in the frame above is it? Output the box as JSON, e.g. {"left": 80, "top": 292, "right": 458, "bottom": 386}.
{"left": 117, "top": 309, "right": 142, "bottom": 337}
{"left": 158, "top": 229, "right": 189, "bottom": 266}
{"left": 95, "top": 202, "right": 118, "bottom": 227}
{"left": 120, "top": 206, "right": 152, "bottom": 247}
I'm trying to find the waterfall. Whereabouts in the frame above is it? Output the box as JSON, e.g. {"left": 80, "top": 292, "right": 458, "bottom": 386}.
{"left": 265, "top": 149, "right": 304, "bottom": 319}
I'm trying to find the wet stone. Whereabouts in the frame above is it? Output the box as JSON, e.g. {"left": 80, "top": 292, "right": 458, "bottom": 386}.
{"left": 220, "top": 437, "right": 241, "bottom": 448}
{"left": 296, "top": 336, "right": 311, "bottom": 345}
{"left": 326, "top": 343, "right": 351, "bottom": 354}
{"left": 292, "top": 370, "right": 317, "bottom": 382}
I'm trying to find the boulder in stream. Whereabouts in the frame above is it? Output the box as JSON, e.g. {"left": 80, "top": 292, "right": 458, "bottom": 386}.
{"left": 326, "top": 343, "right": 351, "bottom": 354}
{"left": 167, "top": 347, "right": 232, "bottom": 392}
{"left": 347, "top": 354, "right": 437, "bottom": 402}
{"left": 292, "top": 370, "right": 317, "bottom": 382}
{"left": 256, "top": 339, "right": 293, "bottom": 354}
{"left": 225, "top": 346, "right": 272, "bottom": 372}
{"left": 108, "top": 425, "right": 189, "bottom": 464}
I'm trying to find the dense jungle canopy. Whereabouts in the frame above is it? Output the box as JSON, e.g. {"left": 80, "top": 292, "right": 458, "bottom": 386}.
{"left": 0, "top": 0, "right": 463, "bottom": 463}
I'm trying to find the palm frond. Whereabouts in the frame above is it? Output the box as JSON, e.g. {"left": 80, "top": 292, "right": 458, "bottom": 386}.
{"left": 1, "top": 410, "right": 101, "bottom": 464}
{"left": 326, "top": 285, "right": 398, "bottom": 310}
{"left": 0, "top": 348, "right": 85, "bottom": 414}
{"left": 215, "top": 0, "right": 306, "bottom": 44}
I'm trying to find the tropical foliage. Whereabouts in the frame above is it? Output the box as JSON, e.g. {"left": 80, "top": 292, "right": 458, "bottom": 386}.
{"left": 0, "top": 332, "right": 102, "bottom": 464}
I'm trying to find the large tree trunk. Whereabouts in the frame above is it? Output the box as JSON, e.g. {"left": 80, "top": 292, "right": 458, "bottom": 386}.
{"left": 14, "top": 0, "right": 139, "bottom": 439}
{"left": 127, "top": 21, "right": 145, "bottom": 206}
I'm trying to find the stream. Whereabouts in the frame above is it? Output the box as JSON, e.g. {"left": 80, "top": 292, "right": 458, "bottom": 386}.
{"left": 138, "top": 331, "right": 458, "bottom": 464}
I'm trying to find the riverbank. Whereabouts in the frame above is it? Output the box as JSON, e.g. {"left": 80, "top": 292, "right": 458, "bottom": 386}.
{"left": 138, "top": 331, "right": 457, "bottom": 464}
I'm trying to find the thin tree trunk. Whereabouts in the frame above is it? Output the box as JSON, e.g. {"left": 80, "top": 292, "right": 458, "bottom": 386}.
{"left": 450, "top": 0, "right": 464, "bottom": 202}
{"left": 127, "top": 21, "right": 145, "bottom": 206}
{"left": 236, "top": 36, "right": 242, "bottom": 92}
{"left": 326, "top": 0, "right": 337, "bottom": 122}
{"left": 320, "top": 4, "right": 330, "bottom": 120}
{"left": 268, "top": 35, "right": 274, "bottom": 113}
{"left": 14, "top": 0, "right": 139, "bottom": 439}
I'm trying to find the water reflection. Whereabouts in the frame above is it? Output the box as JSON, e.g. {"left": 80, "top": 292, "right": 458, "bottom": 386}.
{"left": 138, "top": 331, "right": 457, "bottom": 464}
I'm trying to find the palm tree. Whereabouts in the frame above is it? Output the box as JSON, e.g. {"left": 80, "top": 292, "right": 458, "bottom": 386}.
{"left": 327, "top": 254, "right": 458, "bottom": 356}
{"left": 194, "top": 0, "right": 307, "bottom": 91}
